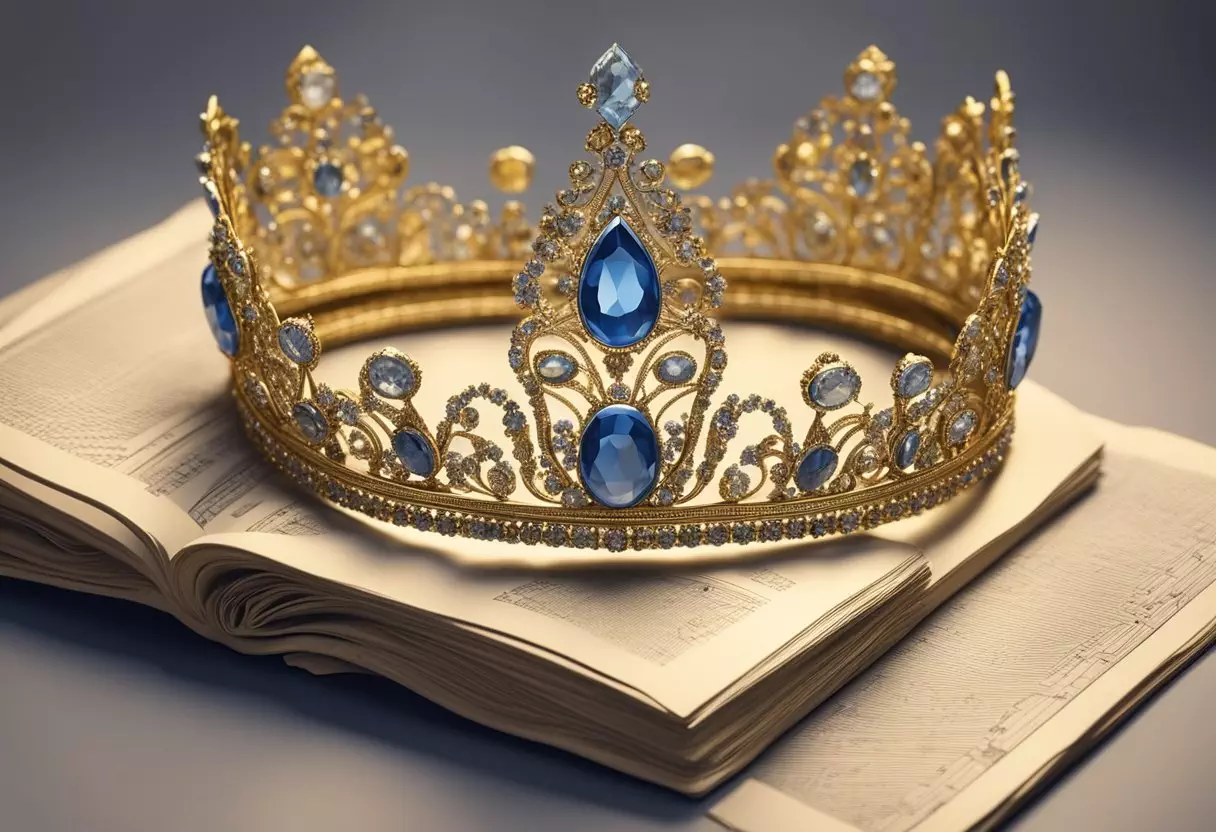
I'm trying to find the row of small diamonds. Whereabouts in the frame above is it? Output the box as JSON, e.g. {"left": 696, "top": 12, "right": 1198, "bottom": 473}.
{"left": 240, "top": 399, "right": 1011, "bottom": 550}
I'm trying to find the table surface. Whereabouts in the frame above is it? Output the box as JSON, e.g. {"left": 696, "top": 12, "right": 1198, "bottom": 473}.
{"left": 1, "top": 3, "right": 1214, "bottom": 830}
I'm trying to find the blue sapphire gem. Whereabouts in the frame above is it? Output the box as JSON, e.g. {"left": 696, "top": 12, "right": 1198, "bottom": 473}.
{"left": 292, "top": 402, "right": 329, "bottom": 444}
{"left": 578, "top": 216, "right": 661, "bottom": 349}
{"left": 849, "top": 159, "right": 876, "bottom": 197}
{"left": 808, "top": 365, "right": 860, "bottom": 410}
{"left": 200, "top": 262, "right": 239, "bottom": 356}
{"left": 278, "top": 322, "right": 315, "bottom": 364}
{"left": 589, "top": 44, "right": 642, "bottom": 129}
{"left": 578, "top": 404, "right": 659, "bottom": 509}
{"left": 796, "top": 445, "right": 838, "bottom": 493}
{"left": 368, "top": 353, "right": 415, "bottom": 398}
{"left": 895, "top": 429, "right": 921, "bottom": 469}
{"left": 314, "top": 162, "right": 343, "bottom": 197}
{"left": 393, "top": 429, "right": 436, "bottom": 477}
{"left": 896, "top": 360, "right": 932, "bottom": 398}
{"left": 1006, "top": 289, "right": 1042, "bottom": 389}
{"left": 1026, "top": 212, "right": 1040, "bottom": 251}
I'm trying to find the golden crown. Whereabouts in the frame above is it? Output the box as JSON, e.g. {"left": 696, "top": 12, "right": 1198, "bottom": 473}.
{"left": 196, "top": 44, "right": 1040, "bottom": 551}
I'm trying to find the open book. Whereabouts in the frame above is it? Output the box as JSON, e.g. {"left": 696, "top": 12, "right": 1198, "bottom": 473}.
{"left": 710, "top": 418, "right": 1216, "bottom": 831}
{"left": 0, "top": 204, "right": 1102, "bottom": 794}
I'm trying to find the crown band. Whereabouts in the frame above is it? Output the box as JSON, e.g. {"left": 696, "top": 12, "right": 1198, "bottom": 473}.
{"left": 197, "top": 44, "right": 1038, "bottom": 551}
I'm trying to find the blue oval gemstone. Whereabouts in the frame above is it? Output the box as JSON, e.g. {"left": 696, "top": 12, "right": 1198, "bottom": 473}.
{"left": 200, "top": 262, "right": 239, "bottom": 356}
{"left": 895, "top": 429, "right": 921, "bottom": 469}
{"left": 278, "top": 323, "right": 315, "bottom": 364}
{"left": 656, "top": 353, "right": 696, "bottom": 384}
{"left": 292, "top": 401, "right": 328, "bottom": 444}
{"left": 578, "top": 217, "right": 660, "bottom": 348}
{"left": 796, "top": 445, "right": 838, "bottom": 493}
{"left": 393, "top": 429, "right": 435, "bottom": 477}
{"left": 314, "top": 162, "right": 343, "bottom": 197}
{"left": 1006, "top": 289, "right": 1042, "bottom": 389}
{"left": 578, "top": 404, "right": 659, "bottom": 508}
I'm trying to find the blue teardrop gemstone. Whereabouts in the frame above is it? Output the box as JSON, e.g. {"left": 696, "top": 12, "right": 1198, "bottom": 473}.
{"left": 1006, "top": 289, "right": 1042, "bottom": 389}
{"left": 201, "top": 262, "right": 239, "bottom": 356}
{"left": 578, "top": 404, "right": 659, "bottom": 508}
{"left": 796, "top": 445, "right": 838, "bottom": 492}
{"left": 578, "top": 217, "right": 660, "bottom": 349}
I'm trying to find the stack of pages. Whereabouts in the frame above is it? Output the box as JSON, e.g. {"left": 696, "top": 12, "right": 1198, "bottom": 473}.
{"left": 0, "top": 204, "right": 1105, "bottom": 795}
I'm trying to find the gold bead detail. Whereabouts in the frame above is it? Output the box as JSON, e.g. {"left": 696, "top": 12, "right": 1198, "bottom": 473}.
{"left": 620, "top": 124, "right": 646, "bottom": 152}
{"left": 586, "top": 123, "right": 614, "bottom": 152}
{"left": 577, "top": 82, "right": 596, "bottom": 108}
{"left": 667, "top": 143, "right": 715, "bottom": 190}
{"left": 488, "top": 146, "right": 535, "bottom": 194}
{"left": 633, "top": 78, "right": 650, "bottom": 103}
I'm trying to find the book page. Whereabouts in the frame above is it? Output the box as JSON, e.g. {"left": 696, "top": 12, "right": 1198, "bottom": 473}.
{"left": 0, "top": 206, "right": 331, "bottom": 560}
{"left": 182, "top": 525, "right": 922, "bottom": 717}
{"left": 710, "top": 423, "right": 1216, "bottom": 832}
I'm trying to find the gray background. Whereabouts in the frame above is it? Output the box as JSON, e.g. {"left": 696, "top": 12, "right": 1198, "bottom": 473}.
{"left": 1, "top": 1, "right": 1214, "bottom": 830}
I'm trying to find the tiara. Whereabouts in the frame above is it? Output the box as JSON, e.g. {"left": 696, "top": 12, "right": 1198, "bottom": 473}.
{"left": 196, "top": 44, "right": 1040, "bottom": 551}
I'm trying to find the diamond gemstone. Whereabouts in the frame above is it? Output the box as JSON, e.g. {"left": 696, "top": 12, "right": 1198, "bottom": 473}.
{"left": 796, "top": 445, "right": 838, "bottom": 493}
{"left": 851, "top": 71, "right": 882, "bottom": 101}
{"left": 277, "top": 323, "right": 314, "bottom": 364}
{"left": 809, "top": 365, "right": 860, "bottom": 409}
{"left": 368, "top": 353, "right": 415, "bottom": 398}
{"left": 994, "top": 261, "right": 1011, "bottom": 288}
{"left": 299, "top": 71, "right": 335, "bottom": 110}
{"left": 656, "top": 353, "right": 696, "bottom": 384}
{"left": 578, "top": 404, "right": 659, "bottom": 509}
{"left": 948, "top": 410, "right": 977, "bottom": 445}
{"left": 201, "top": 263, "right": 239, "bottom": 356}
{"left": 292, "top": 402, "right": 328, "bottom": 444}
{"left": 578, "top": 216, "right": 660, "bottom": 348}
{"left": 897, "top": 360, "right": 932, "bottom": 398}
{"left": 589, "top": 44, "right": 642, "bottom": 129}
{"left": 537, "top": 353, "right": 577, "bottom": 383}
{"left": 392, "top": 429, "right": 435, "bottom": 477}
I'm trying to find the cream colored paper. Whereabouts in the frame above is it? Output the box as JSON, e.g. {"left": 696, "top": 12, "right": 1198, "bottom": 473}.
{"left": 710, "top": 421, "right": 1216, "bottom": 831}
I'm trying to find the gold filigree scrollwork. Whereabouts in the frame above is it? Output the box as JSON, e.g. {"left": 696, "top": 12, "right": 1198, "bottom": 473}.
{"left": 198, "top": 44, "right": 1036, "bottom": 550}
{"left": 231, "top": 46, "right": 535, "bottom": 287}
{"left": 508, "top": 46, "right": 731, "bottom": 509}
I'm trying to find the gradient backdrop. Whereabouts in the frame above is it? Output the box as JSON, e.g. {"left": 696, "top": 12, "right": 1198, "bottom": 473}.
{"left": 0, "top": 2, "right": 1214, "bottom": 831}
